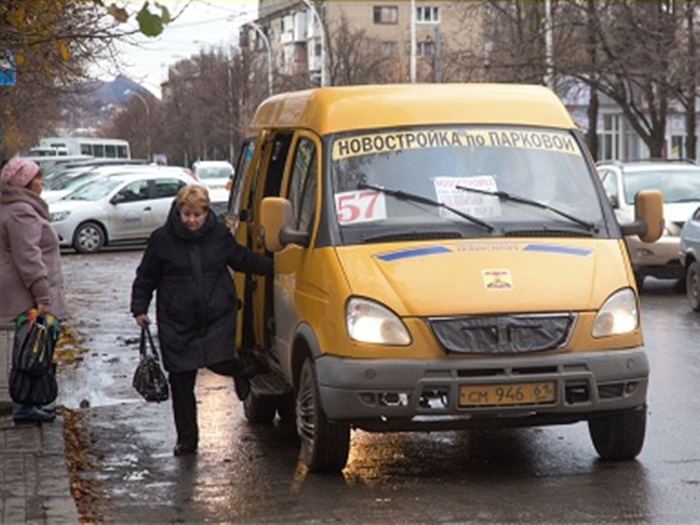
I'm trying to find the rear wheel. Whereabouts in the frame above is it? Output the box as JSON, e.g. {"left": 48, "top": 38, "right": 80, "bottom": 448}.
{"left": 588, "top": 404, "right": 646, "bottom": 460}
{"left": 73, "top": 222, "right": 105, "bottom": 253}
{"left": 686, "top": 261, "right": 700, "bottom": 311}
{"left": 296, "top": 358, "right": 350, "bottom": 473}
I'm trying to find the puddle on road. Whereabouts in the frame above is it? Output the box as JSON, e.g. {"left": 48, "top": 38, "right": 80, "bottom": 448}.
{"left": 58, "top": 251, "right": 146, "bottom": 409}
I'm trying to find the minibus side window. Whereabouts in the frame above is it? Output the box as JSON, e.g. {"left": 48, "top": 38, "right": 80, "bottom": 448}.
{"left": 288, "top": 137, "right": 317, "bottom": 232}
{"left": 231, "top": 139, "right": 255, "bottom": 217}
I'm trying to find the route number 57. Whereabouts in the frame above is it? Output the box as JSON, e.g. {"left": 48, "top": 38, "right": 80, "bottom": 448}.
{"left": 335, "top": 190, "right": 387, "bottom": 225}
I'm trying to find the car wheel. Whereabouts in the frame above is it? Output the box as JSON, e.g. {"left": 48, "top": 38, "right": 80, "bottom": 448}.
{"left": 73, "top": 222, "right": 105, "bottom": 253}
{"left": 687, "top": 261, "right": 700, "bottom": 311}
{"left": 588, "top": 404, "right": 646, "bottom": 461}
{"left": 296, "top": 358, "right": 350, "bottom": 473}
{"left": 243, "top": 389, "right": 277, "bottom": 424}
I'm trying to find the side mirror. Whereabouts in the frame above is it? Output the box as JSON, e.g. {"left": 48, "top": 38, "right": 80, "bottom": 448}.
{"left": 607, "top": 193, "right": 619, "bottom": 208}
{"left": 260, "top": 197, "right": 309, "bottom": 252}
{"left": 620, "top": 189, "right": 664, "bottom": 243}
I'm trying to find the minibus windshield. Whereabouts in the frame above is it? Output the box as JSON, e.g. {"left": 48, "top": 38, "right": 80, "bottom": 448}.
{"left": 330, "top": 126, "right": 604, "bottom": 244}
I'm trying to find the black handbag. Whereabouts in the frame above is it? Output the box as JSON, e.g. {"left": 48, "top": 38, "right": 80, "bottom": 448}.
{"left": 132, "top": 324, "right": 169, "bottom": 402}
{"left": 9, "top": 311, "right": 60, "bottom": 406}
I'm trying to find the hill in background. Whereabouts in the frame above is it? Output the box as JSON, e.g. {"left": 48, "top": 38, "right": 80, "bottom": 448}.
{"left": 56, "top": 75, "right": 157, "bottom": 136}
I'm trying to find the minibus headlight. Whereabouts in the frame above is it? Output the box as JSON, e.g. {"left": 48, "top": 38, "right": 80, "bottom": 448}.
{"left": 346, "top": 297, "right": 411, "bottom": 346}
{"left": 592, "top": 288, "right": 639, "bottom": 337}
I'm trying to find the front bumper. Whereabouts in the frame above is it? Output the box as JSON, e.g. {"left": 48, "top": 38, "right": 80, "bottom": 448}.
{"left": 316, "top": 349, "right": 648, "bottom": 431}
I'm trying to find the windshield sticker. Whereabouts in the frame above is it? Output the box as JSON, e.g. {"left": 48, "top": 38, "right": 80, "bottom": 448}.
{"left": 375, "top": 245, "right": 452, "bottom": 262}
{"left": 332, "top": 129, "right": 580, "bottom": 160}
{"left": 335, "top": 189, "right": 387, "bottom": 225}
{"left": 483, "top": 269, "right": 513, "bottom": 290}
{"left": 434, "top": 176, "right": 500, "bottom": 218}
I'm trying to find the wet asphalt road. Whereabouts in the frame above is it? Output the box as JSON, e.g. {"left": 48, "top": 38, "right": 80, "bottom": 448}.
{"left": 57, "top": 249, "right": 700, "bottom": 523}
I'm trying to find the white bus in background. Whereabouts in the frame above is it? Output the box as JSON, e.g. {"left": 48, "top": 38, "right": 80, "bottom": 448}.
{"left": 29, "top": 137, "right": 131, "bottom": 159}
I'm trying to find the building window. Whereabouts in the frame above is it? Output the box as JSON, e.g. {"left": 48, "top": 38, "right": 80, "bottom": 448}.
{"left": 417, "top": 39, "right": 435, "bottom": 56}
{"left": 416, "top": 6, "right": 439, "bottom": 23}
{"left": 374, "top": 6, "right": 398, "bottom": 24}
{"left": 598, "top": 114, "right": 621, "bottom": 161}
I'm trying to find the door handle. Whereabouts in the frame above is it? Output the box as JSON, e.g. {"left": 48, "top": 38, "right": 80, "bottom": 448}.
{"left": 144, "top": 206, "right": 152, "bottom": 211}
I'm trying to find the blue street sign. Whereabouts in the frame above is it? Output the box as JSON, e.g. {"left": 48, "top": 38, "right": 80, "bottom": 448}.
{"left": 0, "top": 53, "right": 16, "bottom": 86}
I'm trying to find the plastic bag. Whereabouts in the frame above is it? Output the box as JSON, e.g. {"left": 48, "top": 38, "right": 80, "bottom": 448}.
{"left": 9, "top": 310, "right": 60, "bottom": 405}
{"left": 132, "top": 324, "right": 169, "bottom": 402}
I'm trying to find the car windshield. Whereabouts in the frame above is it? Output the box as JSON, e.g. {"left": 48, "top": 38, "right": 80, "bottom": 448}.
{"left": 623, "top": 167, "right": 700, "bottom": 204}
{"left": 330, "top": 125, "right": 604, "bottom": 244}
{"left": 64, "top": 178, "right": 124, "bottom": 201}
{"left": 196, "top": 166, "right": 232, "bottom": 180}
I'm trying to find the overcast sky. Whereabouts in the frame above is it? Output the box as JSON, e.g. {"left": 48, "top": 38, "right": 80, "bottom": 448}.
{"left": 95, "top": 1, "right": 259, "bottom": 97}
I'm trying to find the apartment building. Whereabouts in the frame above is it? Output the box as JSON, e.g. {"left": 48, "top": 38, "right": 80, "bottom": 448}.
{"left": 241, "top": 1, "right": 486, "bottom": 89}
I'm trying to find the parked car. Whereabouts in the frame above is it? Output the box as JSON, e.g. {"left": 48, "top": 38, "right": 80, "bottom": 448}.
{"left": 680, "top": 207, "right": 700, "bottom": 310}
{"left": 193, "top": 160, "right": 233, "bottom": 194}
{"left": 48, "top": 170, "right": 195, "bottom": 253}
{"left": 597, "top": 159, "right": 700, "bottom": 289}
{"left": 43, "top": 164, "right": 195, "bottom": 203}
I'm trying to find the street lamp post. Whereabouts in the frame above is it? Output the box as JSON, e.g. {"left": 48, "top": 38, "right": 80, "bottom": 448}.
{"left": 302, "top": 0, "right": 327, "bottom": 87}
{"left": 125, "top": 89, "right": 151, "bottom": 162}
{"left": 247, "top": 22, "right": 273, "bottom": 97}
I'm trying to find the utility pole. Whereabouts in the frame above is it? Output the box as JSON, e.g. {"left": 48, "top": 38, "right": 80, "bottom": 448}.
{"left": 410, "top": 0, "right": 416, "bottom": 83}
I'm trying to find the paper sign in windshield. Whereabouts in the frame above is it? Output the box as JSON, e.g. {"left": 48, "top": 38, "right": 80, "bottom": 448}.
{"left": 335, "top": 189, "right": 387, "bottom": 225}
{"left": 434, "top": 176, "right": 500, "bottom": 218}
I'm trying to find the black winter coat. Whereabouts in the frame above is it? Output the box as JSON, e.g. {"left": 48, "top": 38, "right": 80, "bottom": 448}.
{"left": 130, "top": 204, "right": 272, "bottom": 372}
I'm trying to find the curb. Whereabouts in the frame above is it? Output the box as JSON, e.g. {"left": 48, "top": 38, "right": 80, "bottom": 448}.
{"left": 0, "top": 321, "right": 13, "bottom": 416}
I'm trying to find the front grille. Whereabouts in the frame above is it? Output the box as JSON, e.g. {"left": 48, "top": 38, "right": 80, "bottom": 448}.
{"left": 428, "top": 314, "right": 574, "bottom": 355}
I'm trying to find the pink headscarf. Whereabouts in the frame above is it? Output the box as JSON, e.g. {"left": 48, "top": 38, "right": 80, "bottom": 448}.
{"left": 1, "top": 158, "right": 41, "bottom": 188}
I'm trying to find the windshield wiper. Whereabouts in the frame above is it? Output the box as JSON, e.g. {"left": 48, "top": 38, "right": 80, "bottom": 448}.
{"left": 455, "top": 186, "right": 597, "bottom": 231}
{"left": 357, "top": 183, "right": 495, "bottom": 232}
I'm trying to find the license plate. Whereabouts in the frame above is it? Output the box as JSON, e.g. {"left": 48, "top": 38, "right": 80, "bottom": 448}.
{"left": 459, "top": 382, "right": 556, "bottom": 407}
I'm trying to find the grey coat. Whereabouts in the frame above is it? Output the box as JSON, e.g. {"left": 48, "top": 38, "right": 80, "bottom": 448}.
{"left": 0, "top": 181, "right": 68, "bottom": 322}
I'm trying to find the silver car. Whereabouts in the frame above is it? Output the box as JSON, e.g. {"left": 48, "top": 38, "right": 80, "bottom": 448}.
{"left": 48, "top": 169, "right": 195, "bottom": 253}
{"left": 680, "top": 207, "right": 700, "bottom": 310}
{"left": 597, "top": 160, "right": 700, "bottom": 289}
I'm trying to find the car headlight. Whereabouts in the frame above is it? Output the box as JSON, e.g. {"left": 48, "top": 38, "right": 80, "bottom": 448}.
{"left": 50, "top": 211, "right": 71, "bottom": 222}
{"left": 346, "top": 297, "right": 411, "bottom": 345}
{"left": 592, "top": 288, "right": 639, "bottom": 337}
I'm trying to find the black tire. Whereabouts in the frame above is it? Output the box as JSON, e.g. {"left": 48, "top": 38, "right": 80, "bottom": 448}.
{"left": 73, "top": 222, "right": 105, "bottom": 253}
{"left": 687, "top": 261, "right": 700, "bottom": 311}
{"left": 297, "top": 358, "right": 350, "bottom": 473}
{"left": 588, "top": 404, "right": 646, "bottom": 460}
{"left": 243, "top": 390, "right": 277, "bottom": 424}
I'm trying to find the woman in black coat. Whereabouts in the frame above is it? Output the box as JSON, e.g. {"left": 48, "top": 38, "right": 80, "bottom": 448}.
{"left": 130, "top": 184, "right": 272, "bottom": 456}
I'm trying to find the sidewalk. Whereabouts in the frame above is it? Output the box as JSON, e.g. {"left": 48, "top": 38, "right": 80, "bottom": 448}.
{"left": 0, "top": 322, "right": 79, "bottom": 523}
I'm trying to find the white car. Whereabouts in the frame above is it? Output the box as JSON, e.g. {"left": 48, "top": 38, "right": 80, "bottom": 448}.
{"left": 193, "top": 160, "right": 233, "bottom": 196}
{"left": 49, "top": 170, "right": 195, "bottom": 253}
{"left": 597, "top": 160, "right": 700, "bottom": 289}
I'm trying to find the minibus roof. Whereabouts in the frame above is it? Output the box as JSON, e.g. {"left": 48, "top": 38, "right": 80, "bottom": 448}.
{"left": 248, "top": 83, "right": 577, "bottom": 135}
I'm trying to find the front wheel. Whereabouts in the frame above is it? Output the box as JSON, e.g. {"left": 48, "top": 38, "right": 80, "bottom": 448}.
{"left": 296, "top": 358, "right": 350, "bottom": 473}
{"left": 686, "top": 261, "right": 700, "bottom": 311}
{"left": 73, "top": 222, "right": 105, "bottom": 253}
{"left": 588, "top": 404, "right": 646, "bottom": 460}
